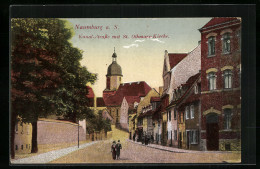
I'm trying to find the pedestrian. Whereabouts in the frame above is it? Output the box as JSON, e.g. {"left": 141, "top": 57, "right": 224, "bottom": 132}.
{"left": 116, "top": 140, "right": 122, "bottom": 159}
{"left": 111, "top": 141, "right": 117, "bottom": 160}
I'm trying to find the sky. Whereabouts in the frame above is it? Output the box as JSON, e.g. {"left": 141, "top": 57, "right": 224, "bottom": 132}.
{"left": 66, "top": 18, "right": 211, "bottom": 97}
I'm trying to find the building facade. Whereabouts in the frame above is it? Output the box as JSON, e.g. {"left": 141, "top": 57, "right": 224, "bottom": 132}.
{"left": 14, "top": 121, "right": 32, "bottom": 154}
{"left": 199, "top": 17, "right": 241, "bottom": 151}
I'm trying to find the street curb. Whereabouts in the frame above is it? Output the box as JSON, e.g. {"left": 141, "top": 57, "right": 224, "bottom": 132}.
{"left": 127, "top": 140, "right": 238, "bottom": 154}
{"left": 127, "top": 139, "right": 186, "bottom": 153}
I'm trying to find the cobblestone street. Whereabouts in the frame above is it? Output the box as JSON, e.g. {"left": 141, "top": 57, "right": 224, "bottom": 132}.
{"left": 50, "top": 139, "right": 241, "bottom": 163}
{"left": 50, "top": 126, "right": 241, "bottom": 164}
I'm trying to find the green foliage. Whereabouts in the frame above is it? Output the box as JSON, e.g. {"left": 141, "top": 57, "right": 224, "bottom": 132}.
{"left": 11, "top": 18, "right": 97, "bottom": 123}
{"left": 86, "top": 110, "right": 112, "bottom": 134}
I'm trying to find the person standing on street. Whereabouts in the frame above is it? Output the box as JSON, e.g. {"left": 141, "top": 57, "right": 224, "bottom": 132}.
{"left": 111, "top": 141, "right": 117, "bottom": 160}
{"left": 116, "top": 140, "right": 122, "bottom": 159}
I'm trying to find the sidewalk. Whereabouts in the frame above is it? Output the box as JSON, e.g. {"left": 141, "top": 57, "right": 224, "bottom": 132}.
{"left": 11, "top": 141, "right": 99, "bottom": 164}
{"left": 127, "top": 139, "right": 236, "bottom": 154}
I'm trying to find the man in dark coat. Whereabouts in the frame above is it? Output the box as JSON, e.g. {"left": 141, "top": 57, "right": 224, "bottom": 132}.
{"left": 111, "top": 141, "right": 117, "bottom": 160}
{"left": 116, "top": 140, "right": 122, "bottom": 159}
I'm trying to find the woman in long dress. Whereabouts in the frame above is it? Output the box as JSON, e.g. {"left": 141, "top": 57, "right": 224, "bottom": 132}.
{"left": 111, "top": 141, "right": 117, "bottom": 160}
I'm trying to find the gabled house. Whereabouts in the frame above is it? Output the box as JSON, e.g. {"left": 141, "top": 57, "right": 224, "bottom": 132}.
{"left": 166, "top": 44, "right": 201, "bottom": 147}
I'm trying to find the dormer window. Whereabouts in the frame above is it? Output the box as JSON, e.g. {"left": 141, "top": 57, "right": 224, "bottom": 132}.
{"left": 194, "top": 84, "right": 198, "bottom": 94}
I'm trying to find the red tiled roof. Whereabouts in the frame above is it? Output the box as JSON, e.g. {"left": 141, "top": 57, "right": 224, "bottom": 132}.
{"left": 96, "top": 97, "right": 106, "bottom": 107}
{"left": 104, "top": 81, "right": 152, "bottom": 106}
{"left": 200, "top": 17, "right": 240, "bottom": 30}
{"left": 150, "top": 97, "right": 160, "bottom": 102}
{"left": 186, "top": 73, "right": 201, "bottom": 85}
{"left": 125, "top": 96, "right": 141, "bottom": 105}
{"left": 168, "top": 53, "right": 188, "bottom": 69}
{"left": 167, "top": 73, "right": 200, "bottom": 108}
{"left": 86, "top": 86, "right": 95, "bottom": 98}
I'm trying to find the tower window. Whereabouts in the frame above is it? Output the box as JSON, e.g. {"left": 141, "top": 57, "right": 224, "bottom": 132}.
{"left": 106, "top": 77, "right": 110, "bottom": 89}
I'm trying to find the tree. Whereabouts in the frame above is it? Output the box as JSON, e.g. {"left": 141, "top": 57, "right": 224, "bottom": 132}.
{"left": 86, "top": 110, "right": 111, "bottom": 136}
{"left": 11, "top": 18, "right": 96, "bottom": 158}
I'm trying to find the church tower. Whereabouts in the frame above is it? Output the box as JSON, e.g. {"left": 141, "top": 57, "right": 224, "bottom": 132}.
{"left": 105, "top": 48, "right": 123, "bottom": 91}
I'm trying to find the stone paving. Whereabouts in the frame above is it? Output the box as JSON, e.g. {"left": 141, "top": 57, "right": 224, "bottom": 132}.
{"left": 11, "top": 141, "right": 99, "bottom": 164}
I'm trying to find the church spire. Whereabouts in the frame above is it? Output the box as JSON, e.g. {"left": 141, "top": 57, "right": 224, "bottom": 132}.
{"left": 112, "top": 47, "right": 117, "bottom": 62}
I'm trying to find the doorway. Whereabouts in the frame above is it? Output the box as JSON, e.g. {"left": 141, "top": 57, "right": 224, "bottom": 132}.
{"left": 206, "top": 113, "right": 219, "bottom": 150}
{"left": 179, "top": 132, "right": 182, "bottom": 148}
{"left": 186, "top": 131, "right": 190, "bottom": 149}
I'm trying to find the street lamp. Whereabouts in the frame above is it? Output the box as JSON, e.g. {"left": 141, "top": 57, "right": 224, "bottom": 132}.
{"left": 78, "top": 119, "right": 79, "bottom": 148}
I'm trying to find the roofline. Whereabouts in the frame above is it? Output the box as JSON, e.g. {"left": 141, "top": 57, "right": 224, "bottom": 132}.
{"left": 166, "top": 74, "right": 201, "bottom": 108}
{"left": 170, "top": 44, "right": 201, "bottom": 72}
{"left": 106, "top": 74, "right": 123, "bottom": 77}
{"left": 168, "top": 53, "right": 188, "bottom": 55}
{"left": 199, "top": 19, "right": 241, "bottom": 32}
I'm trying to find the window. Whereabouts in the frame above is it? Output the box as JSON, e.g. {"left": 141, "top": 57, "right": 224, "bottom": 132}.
{"left": 169, "top": 111, "right": 171, "bottom": 121}
{"left": 174, "top": 130, "right": 177, "bottom": 140}
{"left": 174, "top": 109, "right": 177, "bottom": 120}
{"left": 116, "top": 118, "right": 119, "bottom": 123}
{"left": 208, "top": 36, "right": 215, "bottom": 56}
{"left": 26, "top": 144, "right": 28, "bottom": 149}
{"left": 225, "top": 143, "right": 231, "bottom": 151}
{"left": 116, "top": 109, "right": 119, "bottom": 117}
{"left": 208, "top": 72, "right": 217, "bottom": 90}
{"left": 222, "top": 33, "right": 231, "bottom": 53}
{"left": 172, "top": 91, "right": 175, "bottom": 101}
{"left": 190, "top": 105, "right": 195, "bottom": 119}
{"left": 21, "top": 145, "right": 23, "bottom": 150}
{"left": 190, "top": 130, "right": 199, "bottom": 144}
{"left": 185, "top": 106, "right": 190, "bottom": 120}
{"left": 15, "top": 145, "right": 18, "bottom": 150}
{"left": 27, "top": 123, "right": 30, "bottom": 134}
{"left": 15, "top": 123, "right": 18, "bottom": 133}
{"left": 224, "top": 109, "right": 232, "bottom": 130}
{"left": 223, "top": 69, "right": 232, "bottom": 89}
{"left": 194, "top": 84, "right": 198, "bottom": 94}
{"left": 106, "top": 77, "right": 110, "bottom": 89}
{"left": 20, "top": 123, "right": 24, "bottom": 134}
